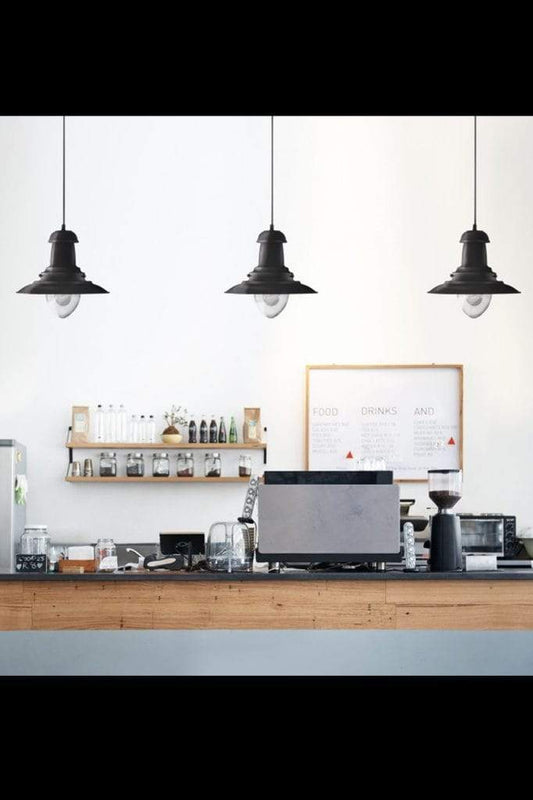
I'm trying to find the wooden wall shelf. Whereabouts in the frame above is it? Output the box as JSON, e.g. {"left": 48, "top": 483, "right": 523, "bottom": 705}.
{"left": 65, "top": 476, "right": 250, "bottom": 484}
{"left": 66, "top": 442, "right": 266, "bottom": 450}
{"left": 64, "top": 427, "right": 268, "bottom": 475}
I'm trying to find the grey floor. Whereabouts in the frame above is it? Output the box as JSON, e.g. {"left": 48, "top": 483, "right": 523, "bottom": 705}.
{"left": 0, "top": 630, "right": 532, "bottom": 675}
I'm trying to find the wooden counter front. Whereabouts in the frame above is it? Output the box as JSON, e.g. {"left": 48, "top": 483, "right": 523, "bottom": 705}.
{"left": 2, "top": 576, "right": 533, "bottom": 630}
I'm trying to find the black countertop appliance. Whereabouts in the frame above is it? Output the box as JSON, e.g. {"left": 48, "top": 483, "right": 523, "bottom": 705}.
{"left": 428, "top": 469, "right": 462, "bottom": 572}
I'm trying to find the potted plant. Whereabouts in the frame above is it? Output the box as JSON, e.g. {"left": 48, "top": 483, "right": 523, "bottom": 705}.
{"left": 161, "top": 405, "right": 188, "bottom": 444}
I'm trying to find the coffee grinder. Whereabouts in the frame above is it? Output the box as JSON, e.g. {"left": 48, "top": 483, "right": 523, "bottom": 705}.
{"left": 428, "top": 469, "right": 462, "bottom": 571}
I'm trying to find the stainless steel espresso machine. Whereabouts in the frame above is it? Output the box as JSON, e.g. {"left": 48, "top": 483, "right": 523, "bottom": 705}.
{"left": 257, "top": 470, "right": 400, "bottom": 567}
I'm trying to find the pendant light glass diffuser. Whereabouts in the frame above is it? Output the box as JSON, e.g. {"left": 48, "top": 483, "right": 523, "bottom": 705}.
{"left": 428, "top": 116, "right": 519, "bottom": 317}
{"left": 225, "top": 116, "right": 316, "bottom": 317}
{"left": 17, "top": 116, "right": 108, "bottom": 317}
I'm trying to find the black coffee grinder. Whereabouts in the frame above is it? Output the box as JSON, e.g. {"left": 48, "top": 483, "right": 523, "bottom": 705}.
{"left": 428, "top": 469, "right": 462, "bottom": 571}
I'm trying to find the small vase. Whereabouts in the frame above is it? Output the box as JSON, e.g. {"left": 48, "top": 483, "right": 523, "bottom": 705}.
{"left": 161, "top": 432, "right": 183, "bottom": 445}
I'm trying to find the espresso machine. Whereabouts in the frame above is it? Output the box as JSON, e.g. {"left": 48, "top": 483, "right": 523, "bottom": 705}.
{"left": 428, "top": 469, "right": 462, "bottom": 572}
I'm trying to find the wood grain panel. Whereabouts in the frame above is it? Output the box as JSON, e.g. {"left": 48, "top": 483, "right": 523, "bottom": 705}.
{"left": 118, "top": 604, "right": 156, "bottom": 630}
{"left": 0, "top": 583, "right": 26, "bottom": 602}
{"left": 154, "top": 581, "right": 387, "bottom": 603}
{"left": 154, "top": 601, "right": 396, "bottom": 629}
{"left": 29, "top": 601, "right": 157, "bottom": 630}
{"left": 0, "top": 604, "right": 32, "bottom": 630}
{"left": 22, "top": 581, "right": 163, "bottom": 602}
{"left": 395, "top": 604, "right": 533, "bottom": 630}
{"left": 31, "top": 602, "right": 123, "bottom": 630}
{"left": 1, "top": 578, "right": 533, "bottom": 630}
{"left": 152, "top": 581, "right": 390, "bottom": 629}
{"left": 386, "top": 581, "right": 533, "bottom": 606}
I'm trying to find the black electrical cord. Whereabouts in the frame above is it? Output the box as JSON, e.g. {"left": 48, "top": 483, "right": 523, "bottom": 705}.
{"left": 62, "top": 115, "right": 66, "bottom": 230}
{"left": 305, "top": 561, "right": 369, "bottom": 572}
{"left": 473, "top": 115, "right": 477, "bottom": 230}
{"left": 270, "top": 114, "right": 274, "bottom": 229}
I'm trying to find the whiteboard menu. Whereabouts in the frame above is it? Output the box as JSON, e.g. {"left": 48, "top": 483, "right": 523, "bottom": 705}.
{"left": 306, "top": 365, "right": 463, "bottom": 481}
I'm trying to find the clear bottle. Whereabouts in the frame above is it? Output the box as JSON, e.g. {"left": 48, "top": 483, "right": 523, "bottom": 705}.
{"left": 229, "top": 416, "right": 238, "bottom": 443}
{"left": 147, "top": 415, "right": 156, "bottom": 443}
{"left": 152, "top": 452, "right": 170, "bottom": 477}
{"left": 199, "top": 415, "right": 208, "bottom": 444}
{"left": 106, "top": 405, "right": 117, "bottom": 442}
{"left": 99, "top": 451, "right": 117, "bottom": 477}
{"left": 95, "top": 404, "right": 105, "bottom": 442}
{"left": 218, "top": 417, "right": 227, "bottom": 444}
{"left": 138, "top": 415, "right": 146, "bottom": 443}
{"left": 188, "top": 415, "right": 197, "bottom": 444}
{"left": 126, "top": 452, "right": 145, "bottom": 477}
{"left": 129, "top": 414, "right": 139, "bottom": 442}
{"left": 114, "top": 405, "right": 121, "bottom": 442}
{"left": 95, "top": 538, "right": 118, "bottom": 572}
{"left": 209, "top": 415, "right": 218, "bottom": 443}
{"left": 205, "top": 452, "right": 221, "bottom": 478}
{"left": 117, "top": 405, "right": 128, "bottom": 443}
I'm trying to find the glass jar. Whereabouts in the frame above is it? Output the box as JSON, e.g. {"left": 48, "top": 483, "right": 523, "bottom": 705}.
{"left": 126, "top": 452, "right": 145, "bottom": 477}
{"left": 20, "top": 525, "right": 51, "bottom": 555}
{"left": 239, "top": 455, "right": 252, "bottom": 478}
{"left": 428, "top": 469, "right": 462, "bottom": 511}
{"left": 99, "top": 451, "right": 117, "bottom": 477}
{"left": 177, "top": 452, "right": 194, "bottom": 477}
{"left": 205, "top": 452, "right": 221, "bottom": 478}
{"left": 95, "top": 538, "right": 118, "bottom": 572}
{"left": 152, "top": 452, "right": 170, "bottom": 477}
{"left": 47, "top": 544, "right": 66, "bottom": 572}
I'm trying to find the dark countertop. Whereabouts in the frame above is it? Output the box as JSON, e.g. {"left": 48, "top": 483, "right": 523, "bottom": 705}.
{"left": 1, "top": 568, "right": 533, "bottom": 581}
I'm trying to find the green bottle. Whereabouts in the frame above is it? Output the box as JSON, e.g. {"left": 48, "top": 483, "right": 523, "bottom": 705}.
{"left": 229, "top": 416, "right": 238, "bottom": 443}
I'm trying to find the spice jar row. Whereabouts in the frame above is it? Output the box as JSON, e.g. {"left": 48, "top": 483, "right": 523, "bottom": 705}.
{"left": 96, "top": 451, "right": 253, "bottom": 478}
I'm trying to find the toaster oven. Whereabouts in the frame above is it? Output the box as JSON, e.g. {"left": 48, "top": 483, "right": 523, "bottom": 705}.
{"left": 458, "top": 514, "right": 518, "bottom": 557}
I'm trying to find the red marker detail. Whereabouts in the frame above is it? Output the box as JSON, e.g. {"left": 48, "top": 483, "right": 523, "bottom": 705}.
{"left": 448, "top": 437, "right": 455, "bottom": 445}
{"left": 346, "top": 451, "right": 354, "bottom": 459}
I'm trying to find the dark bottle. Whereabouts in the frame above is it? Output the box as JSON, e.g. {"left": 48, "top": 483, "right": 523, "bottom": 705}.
{"left": 199, "top": 414, "right": 208, "bottom": 444}
{"left": 209, "top": 415, "right": 218, "bottom": 444}
{"left": 218, "top": 416, "right": 227, "bottom": 444}
{"left": 229, "top": 416, "right": 238, "bottom": 443}
{"left": 188, "top": 415, "right": 197, "bottom": 444}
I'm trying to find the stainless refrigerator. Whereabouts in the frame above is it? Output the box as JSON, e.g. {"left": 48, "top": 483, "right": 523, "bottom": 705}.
{"left": 0, "top": 440, "right": 27, "bottom": 573}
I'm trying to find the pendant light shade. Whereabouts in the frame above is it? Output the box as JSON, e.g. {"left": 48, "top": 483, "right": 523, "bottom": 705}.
{"left": 225, "top": 226, "right": 317, "bottom": 295}
{"left": 16, "top": 116, "right": 108, "bottom": 317}
{"left": 225, "top": 116, "right": 316, "bottom": 317}
{"left": 428, "top": 227, "right": 519, "bottom": 295}
{"left": 17, "top": 227, "right": 108, "bottom": 295}
{"left": 428, "top": 116, "right": 520, "bottom": 317}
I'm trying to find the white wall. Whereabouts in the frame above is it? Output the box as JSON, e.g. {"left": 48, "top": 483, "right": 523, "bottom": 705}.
{"left": 0, "top": 115, "right": 531, "bottom": 543}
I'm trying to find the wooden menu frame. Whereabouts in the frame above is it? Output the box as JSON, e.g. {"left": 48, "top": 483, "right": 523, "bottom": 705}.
{"left": 305, "top": 364, "right": 463, "bottom": 482}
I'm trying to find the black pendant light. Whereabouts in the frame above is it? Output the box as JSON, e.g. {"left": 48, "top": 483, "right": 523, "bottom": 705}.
{"left": 428, "top": 116, "right": 519, "bottom": 318}
{"left": 17, "top": 115, "right": 108, "bottom": 318}
{"left": 225, "top": 115, "right": 316, "bottom": 318}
